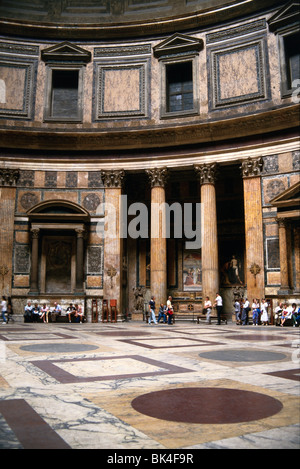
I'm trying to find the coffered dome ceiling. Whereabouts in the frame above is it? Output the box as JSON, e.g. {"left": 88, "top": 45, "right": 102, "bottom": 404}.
{"left": 0, "top": 0, "right": 283, "bottom": 38}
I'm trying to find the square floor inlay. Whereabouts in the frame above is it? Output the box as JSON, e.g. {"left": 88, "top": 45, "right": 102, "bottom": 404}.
{"left": 0, "top": 332, "right": 76, "bottom": 342}
{"left": 118, "top": 337, "right": 223, "bottom": 349}
{"left": 30, "top": 355, "right": 193, "bottom": 383}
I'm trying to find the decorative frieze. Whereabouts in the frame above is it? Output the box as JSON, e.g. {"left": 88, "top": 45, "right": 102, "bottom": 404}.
{"left": 194, "top": 163, "right": 218, "bottom": 185}
{"left": 145, "top": 167, "right": 168, "bottom": 188}
{"left": 240, "top": 157, "right": 263, "bottom": 178}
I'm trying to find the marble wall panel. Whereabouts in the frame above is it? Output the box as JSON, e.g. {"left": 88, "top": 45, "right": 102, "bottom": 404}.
{"left": 0, "top": 57, "right": 37, "bottom": 119}
{"left": 210, "top": 39, "right": 267, "bottom": 108}
{"left": 95, "top": 61, "right": 149, "bottom": 119}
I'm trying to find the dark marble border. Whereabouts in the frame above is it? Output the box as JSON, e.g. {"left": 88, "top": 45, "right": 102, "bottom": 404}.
{"left": 118, "top": 337, "right": 223, "bottom": 349}
{"left": 0, "top": 399, "right": 70, "bottom": 449}
{"left": 31, "top": 355, "right": 193, "bottom": 384}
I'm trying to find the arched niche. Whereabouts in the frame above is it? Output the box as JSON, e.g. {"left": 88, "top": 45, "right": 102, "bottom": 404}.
{"left": 27, "top": 200, "right": 90, "bottom": 294}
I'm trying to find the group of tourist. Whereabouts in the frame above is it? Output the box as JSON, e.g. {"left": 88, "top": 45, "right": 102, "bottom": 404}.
{"left": 148, "top": 295, "right": 174, "bottom": 325}
{"left": 234, "top": 298, "right": 300, "bottom": 327}
{"left": 24, "top": 301, "right": 85, "bottom": 323}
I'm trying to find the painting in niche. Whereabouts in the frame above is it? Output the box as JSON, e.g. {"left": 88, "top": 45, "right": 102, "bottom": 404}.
{"left": 45, "top": 239, "right": 73, "bottom": 293}
{"left": 219, "top": 240, "right": 245, "bottom": 286}
{"left": 183, "top": 250, "right": 202, "bottom": 291}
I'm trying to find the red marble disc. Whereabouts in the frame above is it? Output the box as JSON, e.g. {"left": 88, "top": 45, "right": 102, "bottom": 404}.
{"left": 131, "top": 387, "right": 283, "bottom": 424}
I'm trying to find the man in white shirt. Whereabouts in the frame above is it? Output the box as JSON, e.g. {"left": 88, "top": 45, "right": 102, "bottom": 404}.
{"left": 214, "top": 293, "right": 223, "bottom": 325}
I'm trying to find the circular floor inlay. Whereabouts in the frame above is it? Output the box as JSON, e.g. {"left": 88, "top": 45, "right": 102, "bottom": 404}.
{"left": 131, "top": 388, "right": 283, "bottom": 424}
{"left": 20, "top": 343, "right": 99, "bottom": 353}
{"left": 198, "top": 349, "right": 287, "bottom": 362}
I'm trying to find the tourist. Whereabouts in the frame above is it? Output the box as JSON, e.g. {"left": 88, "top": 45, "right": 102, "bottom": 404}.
{"left": 67, "top": 303, "right": 76, "bottom": 323}
{"left": 40, "top": 303, "right": 49, "bottom": 323}
{"left": 274, "top": 302, "right": 283, "bottom": 326}
{"left": 252, "top": 299, "right": 260, "bottom": 326}
{"left": 157, "top": 304, "right": 167, "bottom": 323}
{"left": 24, "top": 301, "right": 33, "bottom": 322}
{"left": 234, "top": 298, "right": 241, "bottom": 325}
{"left": 148, "top": 296, "right": 157, "bottom": 324}
{"left": 260, "top": 299, "right": 269, "bottom": 325}
{"left": 75, "top": 304, "right": 84, "bottom": 323}
{"left": 1, "top": 296, "right": 7, "bottom": 325}
{"left": 51, "top": 302, "right": 61, "bottom": 322}
{"left": 204, "top": 296, "right": 212, "bottom": 324}
{"left": 241, "top": 298, "right": 250, "bottom": 325}
{"left": 166, "top": 296, "right": 174, "bottom": 325}
{"left": 214, "top": 293, "right": 223, "bottom": 325}
{"left": 292, "top": 305, "right": 300, "bottom": 327}
{"left": 32, "top": 303, "right": 40, "bottom": 323}
{"left": 6, "top": 297, "right": 14, "bottom": 323}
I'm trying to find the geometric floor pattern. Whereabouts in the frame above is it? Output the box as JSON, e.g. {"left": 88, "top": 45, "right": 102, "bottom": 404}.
{"left": 0, "top": 320, "right": 299, "bottom": 450}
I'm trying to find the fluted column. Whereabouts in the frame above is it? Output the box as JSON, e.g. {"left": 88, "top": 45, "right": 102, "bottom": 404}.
{"left": 0, "top": 169, "right": 19, "bottom": 297}
{"left": 75, "top": 228, "right": 85, "bottom": 292}
{"left": 277, "top": 218, "right": 291, "bottom": 293}
{"left": 101, "top": 170, "right": 125, "bottom": 316}
{"left": 194, "top": 164, "right": 219, "bottom": 303}
{"left": 146, "top": 167, "right": 168, "bottom": 309}
{"left": 241, "top": 157, "right": 265, "bottom": 300}
{"left": 30, "top": 228, "right": 40, "bottom": 293}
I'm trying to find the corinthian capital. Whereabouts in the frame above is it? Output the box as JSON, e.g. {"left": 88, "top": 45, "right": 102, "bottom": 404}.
{"left": 145, "top": 167, "right": 168, "bottom": 188}
{"left": 100, "top": 170, "right": 125, "bottom": 188}
{"left": 194, "top": 163, "right": 218, "bottom": 185}
{"left": 0, "top": 168, "right": 20, "bottom": 186}
{"left": 240, "top": 157, "right": 263, "bottom": 178}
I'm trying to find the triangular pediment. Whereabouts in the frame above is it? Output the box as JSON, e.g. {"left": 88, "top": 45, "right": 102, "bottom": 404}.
{"left": 268, "top": 1, "right": 300, "bottom": 32}
{"left": 41, "top": 41, "right": 91, "bottom": 63}
{"left": 153, "top": 33, "right": 203, "bottom": 58}
{"left": 270, "top": 181, "right": 300, "bottom": 207}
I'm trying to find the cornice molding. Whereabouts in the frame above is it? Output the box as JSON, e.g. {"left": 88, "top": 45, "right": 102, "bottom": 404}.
{"left": 0, "top": 105, "right": 299, "bottom": 152}
{"left": 0, "top": 1, "right": 283, "bottom": 40}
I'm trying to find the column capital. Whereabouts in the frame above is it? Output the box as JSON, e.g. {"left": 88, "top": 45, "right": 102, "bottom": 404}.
{"left": 146, "top": 167, "right": 168, "bottom": 188}
{"left": 276, "top": 217, "right": 289, "bottom": 228}
{"left": 0, "top": 168, "right": 20, "bottom": 187}
{"left": 30, "top": 228, "right": 40, "bottom": 239}
{"left": 75, "top": 228, "right": 85, "bottom": 238}
{"left": 240, "top": 157, "right": 263, "bottom": 178}
{"left": 194, "top": 163, "right": 218, "bottom": 185}
{"left": 100, "top": 170, "right": 125, "bottom": 188}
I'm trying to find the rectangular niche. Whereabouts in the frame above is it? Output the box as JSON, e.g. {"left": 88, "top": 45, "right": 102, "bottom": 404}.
{"left": 0, "top": 57, "right": 36, "bottom": 119}
{"left": 210, "top": 39, "right": 267, "bottom": 108}
{"left": 94, "top": 61, "right": 149, "bottom": 119}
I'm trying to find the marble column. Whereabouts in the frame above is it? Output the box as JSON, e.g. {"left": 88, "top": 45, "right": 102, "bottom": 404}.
{"left": 75, "top": 228, "right": 85, "bottom": 292}
{"left": 146, "top": 167, "right": 168, "bottom": 310}
{"left": 194, "top": 163, "right": 219, "bottom": 304}
{"left": 241, "top": 157, "right": 265, "bottom": 301}
{"left": 277, "top": 218, "right": 291, "bottom": 293}
{"left": 30, "top": 228, "right": 40, "bottom": 293}
{"left": 0, "top": 169, "right": 19, "bottom": 297}
{"left": 101, "top": 170, "right": 125, "bottom": 317}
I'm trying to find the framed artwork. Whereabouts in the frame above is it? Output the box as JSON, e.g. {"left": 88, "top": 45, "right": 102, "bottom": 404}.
{"left": 183, "top": 250, "right": 202, "bottom": 291}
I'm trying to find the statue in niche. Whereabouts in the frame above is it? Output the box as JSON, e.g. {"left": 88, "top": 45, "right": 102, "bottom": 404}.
{"left": 132, "top": 286, "right": 146, "bottom": 312}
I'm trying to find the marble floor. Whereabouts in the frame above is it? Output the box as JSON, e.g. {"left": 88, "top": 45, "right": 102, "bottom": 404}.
{"left": 0, "top": 319, "right": 299, "bottom": 450}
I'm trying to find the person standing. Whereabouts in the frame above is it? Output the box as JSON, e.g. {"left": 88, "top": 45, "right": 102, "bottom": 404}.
{"left": 166, "top": 296, "right": 174, "bottom": 325}
{"left": 260, "top": 298, "right": 269, "bottom": 325}
{"left": 234, "top": 298, "right": 241, "bottom": 325}
{"left": 241, "top": 298, "right": 250, "bottom": 325}
{"left": 1, "top": 296, "right": 7, "bottom": 325}
{"left": 204, "top": 296, "right": 212, "bottom": 324}
{"left": 148, "top": 296, "right": 157, "bottom": 325}
{"left": 214, "top": 293, "right": 223, "bottom": 325}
